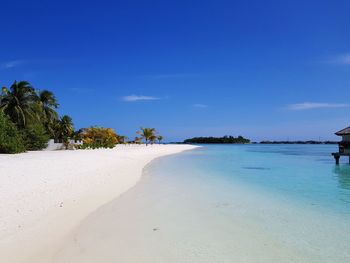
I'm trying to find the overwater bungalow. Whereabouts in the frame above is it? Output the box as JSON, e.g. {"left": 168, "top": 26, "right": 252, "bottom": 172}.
{"left": 332, "top": 126, "right": 350, "bottom": 164}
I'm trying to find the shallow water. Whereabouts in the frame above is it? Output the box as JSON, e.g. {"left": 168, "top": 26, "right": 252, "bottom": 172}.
{"left": 57, "top": 145, "right": 350, "bottom": 262}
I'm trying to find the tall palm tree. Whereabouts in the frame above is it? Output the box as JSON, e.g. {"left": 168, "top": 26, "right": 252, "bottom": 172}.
{"left": 59, "top": 115, "right": 74, "bottom": 137}
{"left": 38, "top": 90, "right": 59, "bottom": 137}
{"left": 0, "top": 81, "right": 38, "bottom": 128}
{"left": 137, "top": 127, "right": 156, "bottom": 146}
{"left": 39, "top": 90, "right": 59, "bottom": 120}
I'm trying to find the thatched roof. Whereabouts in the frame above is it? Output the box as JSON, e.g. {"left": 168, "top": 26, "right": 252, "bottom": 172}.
{"left": 335, "top": 126, "right": 350, "bottom": 136}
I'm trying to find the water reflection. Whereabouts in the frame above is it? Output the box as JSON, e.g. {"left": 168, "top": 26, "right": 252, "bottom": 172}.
{"left": 333, "top": 165, "right": 350, "bottom": 191}
{"left": 333, "top": 166, "right": 350, "bottom": 207}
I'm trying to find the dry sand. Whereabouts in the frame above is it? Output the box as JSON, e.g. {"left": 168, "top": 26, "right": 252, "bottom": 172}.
{"left": 0, "top": 144, "right": 197, "bottom": 263}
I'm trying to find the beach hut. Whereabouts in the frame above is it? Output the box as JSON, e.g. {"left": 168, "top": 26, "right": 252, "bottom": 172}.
{"left": 332, "top": 126, "right": 350, "bottom": 164}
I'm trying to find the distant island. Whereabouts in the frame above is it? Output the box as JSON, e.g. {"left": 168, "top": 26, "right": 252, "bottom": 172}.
{"left": 184, "top": 136, "right": 250, "bottom": 144}
{"left": 182, "top": 136, "right": 338, "bottom": 145}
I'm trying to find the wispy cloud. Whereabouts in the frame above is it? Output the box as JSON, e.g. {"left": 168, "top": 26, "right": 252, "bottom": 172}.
{"left": 1, "top": 58, "right": 76, "bottom": 70}
{"left": 122, "top": 95, "right": 160, "bottom": 102}
{"left": 329, "top": 53, "right": 350, "bottom": 65}
{"left": 287, "top": 102, "right": 349, "bottom": 111}
{"left": 193, "top": 103, "right": 208, "bottom": 108}
{"left": 0, "top": 60, "right": 26, "bottom": 69}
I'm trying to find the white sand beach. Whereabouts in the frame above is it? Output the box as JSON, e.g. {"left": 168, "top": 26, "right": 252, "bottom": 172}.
{"left": 0, "top": 144, "right": 197, "bottom": 263}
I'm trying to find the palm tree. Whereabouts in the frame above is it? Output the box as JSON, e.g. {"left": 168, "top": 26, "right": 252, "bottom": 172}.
{"left": 157, "top": 135, "right": 164, "bottom": 144}
{"left": 55, "top": 115, "right": 74, "bottom": 148}
{"left": 137, "top": 127, "right": 156, "bottom": 146}
{"left": 59, "top": 115, "right": 74, "bottom": 136}
{"left": 0, "top": 81, "right": 38, "bottom": 128}
{"left": 38, "top": 90, "right": 59, "bottom": 137}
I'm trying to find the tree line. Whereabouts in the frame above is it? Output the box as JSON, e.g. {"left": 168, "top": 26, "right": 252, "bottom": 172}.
{"left": 0, "top": 81, "right": 74, "bottom": 153}
{"left": 184, "top": 135, "right": 250, "bottom": 144}
{"left": 0, "top": 81, "right": 164, "bottom": 153}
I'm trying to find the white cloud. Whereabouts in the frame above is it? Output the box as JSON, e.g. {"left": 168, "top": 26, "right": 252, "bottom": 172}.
{"left": 122, "top": 95, "right": 160, "bottom": 102}
{"left": 193, "top": 104, "right": 208, "bottom": 108}
{"left": 1, "top": 58, "right": 75, "bottom": 70}
{"left": 287, "top": 102, "right": 349, "bottom": 111}
{"left": 330, "top": 53, "right": 350, "bottom": 65}
{"left": 1, "top": 60, "right": 25, "bottom": 69}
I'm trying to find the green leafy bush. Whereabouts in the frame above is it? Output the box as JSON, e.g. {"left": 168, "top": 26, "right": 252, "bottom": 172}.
{"left": 0, "top": 112, "right": 26, "bottom": 154}
{"left": 23, "top": 123, "right": 50, "bottom": 151}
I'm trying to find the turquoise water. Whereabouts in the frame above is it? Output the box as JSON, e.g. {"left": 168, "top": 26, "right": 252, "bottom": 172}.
{"left": 59, "top": 144, "right": 350, "bottom": 262}
{"left": 140, "top": 144, "right": 350, "bottom": 262}
{"left": 183, "top": 144, "right": 350, "bottom": 214}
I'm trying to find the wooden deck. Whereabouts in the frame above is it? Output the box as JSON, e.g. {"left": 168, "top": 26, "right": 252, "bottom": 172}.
{"left": 331, "top": 152, "right": 350, "bottom": 165}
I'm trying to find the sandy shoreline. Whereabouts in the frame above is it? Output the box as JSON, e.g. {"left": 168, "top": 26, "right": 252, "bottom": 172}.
{"left": 0, "top": 144, "right": 197, "bottom": 263}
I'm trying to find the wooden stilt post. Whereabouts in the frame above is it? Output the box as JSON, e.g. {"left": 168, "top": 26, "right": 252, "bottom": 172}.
{"left": 335, "top": 155, "right": 340, "bottom": 165}
{"left": 331, "top": 153, "right": 345, "bottom": 165}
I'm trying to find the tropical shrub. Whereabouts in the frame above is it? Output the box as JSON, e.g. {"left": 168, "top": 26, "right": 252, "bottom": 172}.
{"left": 81, "top": 127, "right": 119, "bottom": 149}
{"left": 0, "top": 112, "right": 26, "bottom": 153}
{"left": 23, "top": 123, "right": 50, "bottom": 151}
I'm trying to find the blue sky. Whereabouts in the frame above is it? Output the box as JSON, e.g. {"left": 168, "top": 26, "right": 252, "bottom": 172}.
{"left": 1, "top": 0, "right": 350, "bottom": 141}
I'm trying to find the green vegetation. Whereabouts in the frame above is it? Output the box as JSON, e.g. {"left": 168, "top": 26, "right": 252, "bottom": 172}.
{"left": 184, "top": 135, "right": 250, "bottom": 144}
{"left": 157, "top": 135, "right": 164, "bottom": 144}
{"left": 0, "top": 80, "right": 74, "bottom": 153}
{"left": 38, "top": 90, "right": 59, "bottom": 137}
{"left": 23, "top": 123, "right": 50, "bottom": 151}
{"left": 1, "top": 81, "right": 38, "bottom": 129}
{"left": 1, "top": 80, "right": 164, "bottom": 153}
{"left": 136, "top": 128, "right": 164, "bottom": 145}
{"left": 55, "top": 115, "right": 74, "bottom": 149}
{"left": 0, "top": 112, "right": 26, "bottom": 153}
{"left": 137, "top": 127, "right": 156, "bottom": 146}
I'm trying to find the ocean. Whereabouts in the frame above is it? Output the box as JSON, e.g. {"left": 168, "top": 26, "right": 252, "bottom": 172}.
{"left": 61, "top": 144, "right": 350, "bottom": 262}
{"left": 138, "top": 144, "right": 350, "bottom": 262}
